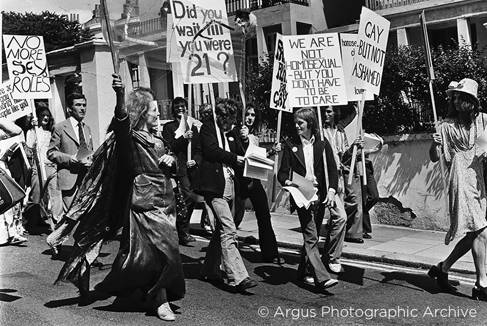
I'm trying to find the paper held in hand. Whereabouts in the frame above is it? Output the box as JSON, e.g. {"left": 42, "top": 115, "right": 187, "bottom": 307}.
{"left": 243, "top": 145, "right": 273, "bottom": 181}
{"left": 283, "top": 172, "right": 318, "bottom": 209}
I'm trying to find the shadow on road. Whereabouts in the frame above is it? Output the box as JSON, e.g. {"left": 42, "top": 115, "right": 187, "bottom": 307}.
{"left": 379, "top": 271, "right": 471, "bottom": 298}
{"left": 0, "top": 288, "right": 22, "bottom": 302}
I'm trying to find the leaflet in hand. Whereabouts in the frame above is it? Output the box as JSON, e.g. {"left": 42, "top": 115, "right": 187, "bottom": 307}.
{"left": 282, "top": 172, "right": 318, "bottom": 209}
{"left": 243, "top": 145, "right": 274, "bottom": 180}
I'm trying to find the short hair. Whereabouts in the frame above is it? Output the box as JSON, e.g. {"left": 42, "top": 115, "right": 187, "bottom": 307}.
{"left": 171, "top": 97, "right": 188, "bottom": 116}
{"left": 215, "top": 98, "right": 238, "bottom": 119}
{"left": 67, "top": 93, "right": 86, "bottom": 107}
{"left": 126, "top": 87, "right": 155, "bottom": 129}
{"left": 294, "top": 107, "right": 319, "bottom": 137}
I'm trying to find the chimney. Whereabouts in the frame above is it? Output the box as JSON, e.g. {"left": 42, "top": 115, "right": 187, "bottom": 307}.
{"left": 93, "top": 4, "right": 101, "bottom": 19}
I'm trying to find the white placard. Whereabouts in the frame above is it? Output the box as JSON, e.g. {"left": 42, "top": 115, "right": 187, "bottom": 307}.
{"left": 269, "top": 34, "right": 290, "bottom": 112}
{"left": 283, "top": 33, "right": 348, "bottom": 108}
{"left": 340, "top": 33, "right": 374, "bottom": 102}
{"left": 350, "top": 7, "right": 390, "bottom": 96}
{"left": 0, "top": 81, "right": 33, "bottom": 121}
{"left": 3, "top": 35, "right": 52, "bottom": 99}
{"left": 169, "top": 0, "right": 237, "bottom": 84}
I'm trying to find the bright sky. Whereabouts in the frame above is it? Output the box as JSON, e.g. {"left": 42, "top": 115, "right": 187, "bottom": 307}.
{"left": 1, "top": 0, "right": 163, "bottom": 24}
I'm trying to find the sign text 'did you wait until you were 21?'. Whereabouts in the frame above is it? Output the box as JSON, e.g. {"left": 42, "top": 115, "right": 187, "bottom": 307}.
{"left": 168, "top": 0, "right": 237, "bottom": 84}
{"left": 3, "top": 34, "right": 52, "bottom": 99}
{"left": 283, "top": 33, "right": 348, "bottom": 108}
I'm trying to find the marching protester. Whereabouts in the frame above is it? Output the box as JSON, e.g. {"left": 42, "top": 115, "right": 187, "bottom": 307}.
{"left": 46, "top": 93, "right": 94, "bottom": 253}
{"left": 162, "top": 97, "right": 200, "bottom": 245}
{"left": 427, "top": 78, "right": 487, "bottom": 301}
{"left": 55, "top": 74, "right": 185, "bottom": 321}
{"left": 231, "top": 104, "right": 283, "bottom": 264}
{"left": 24, "top": 103, "right": 62, "bottom": 231}
{"left": 199, "top": 98, "right": 257, "bottom": 292}
{"left": 0, "top": 120, "right": 27, "bottom": 246}
{"left": 278, "top": 107, "right": 339, "bottom": 291}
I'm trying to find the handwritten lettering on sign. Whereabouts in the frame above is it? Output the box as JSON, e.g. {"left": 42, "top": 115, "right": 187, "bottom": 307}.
{"left": 350, "top": 7, "right": 390, "bottom": 96}
{"left": 270, "top": 34, "right": 290, "bottom": 112}
{"left": 3, "top": 35, "right": 52, "bottom": 99}
{"left": 340, "top": 33, "right": 374, "bottom": 102}
{"left": 169, "top": 0, "right": 237, "bottom": 84}
{"left": 0, "top": 81, "right": 32, "bottom": 121}
{"left": 283, "top": 34, "right": 347, "bottom": 108}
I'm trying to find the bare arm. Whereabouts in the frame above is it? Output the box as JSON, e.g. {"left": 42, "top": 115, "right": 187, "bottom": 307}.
{"left": 0, "top": 120, "right": 22, "bottom": 139}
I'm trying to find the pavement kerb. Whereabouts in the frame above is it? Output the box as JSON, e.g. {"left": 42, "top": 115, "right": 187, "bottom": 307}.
{"left": 234, "top": 235, "right": 476, "bottom": 276}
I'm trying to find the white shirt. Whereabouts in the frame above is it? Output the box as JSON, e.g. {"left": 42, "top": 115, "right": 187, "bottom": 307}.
{"left": 69, "top": 116, "right": 84, "bottom": 142}
{"left": 300, "top": 135, "right": 316, "bottom": 184}
{"left": 222, "top": 131, "right": 234, "bottom": 179}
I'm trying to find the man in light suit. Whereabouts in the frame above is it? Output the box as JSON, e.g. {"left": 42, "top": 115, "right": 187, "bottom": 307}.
{"left": 46, "top": 93, "right": 93, "bottom": 252}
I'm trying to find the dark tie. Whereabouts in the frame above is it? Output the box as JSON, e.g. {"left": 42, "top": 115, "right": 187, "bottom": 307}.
{"left": 78, "top": 122, "right": 87, "bottom": 150}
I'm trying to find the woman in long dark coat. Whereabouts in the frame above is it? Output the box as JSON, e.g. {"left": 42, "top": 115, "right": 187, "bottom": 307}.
{"left": 55, "top": 75, "right": 184, "bottom": 321}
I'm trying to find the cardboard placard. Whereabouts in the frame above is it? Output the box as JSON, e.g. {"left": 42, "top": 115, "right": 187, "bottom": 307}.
{"left": 340, "top": 33, "right": 374, "bottom": 102}
{"left": 169, "top": 0, "right": 237, "bottom": 84}
{"left": 350, "top": 7, "right": 390, "bottom": 96}
{"left": 283, "top": 33, "right": 348, "bottom": 107}
{"left": 0, "top": 81, "right": 32, "bottom": 121}
{"left": 3, "top": 35, "right": 52, "bottom": 99}
{"left": 269, "top": 34, "right": 290, "bottom": 112}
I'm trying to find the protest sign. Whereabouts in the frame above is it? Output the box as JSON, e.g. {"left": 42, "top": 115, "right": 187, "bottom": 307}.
{"left": 169, "top": 0, "right": 237, "bottom": 84}
{"left": 0, "top": 81, "right": 32, "bottom": 121}
{"left": 269, "top": 34, "right": 290, "bottom": 112}
{"left": 350, "top": 7, "right": 390, "bottom": 96}
{"left": 283, "top": 33, "right": 347, "bottom": 108}
{"left": 340, "top": 33, "right": 374, "bottom": 102}
{"left": 3, "top": 35, "right": 52, "bottom": 99}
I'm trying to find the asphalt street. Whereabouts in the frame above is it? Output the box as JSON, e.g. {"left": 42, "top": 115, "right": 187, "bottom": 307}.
{"left": 1, "top": 233, "right": 486, "bottom": 326}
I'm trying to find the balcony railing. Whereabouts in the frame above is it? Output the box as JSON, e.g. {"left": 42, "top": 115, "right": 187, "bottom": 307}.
{"left": 125, "top": 17, "right": 165, "bottom": 37}
{"left": 365, "top": 0, "right": 430, "bottom": 11}
{"left": 226, "top": 0, "right": 310, "bottom": 16}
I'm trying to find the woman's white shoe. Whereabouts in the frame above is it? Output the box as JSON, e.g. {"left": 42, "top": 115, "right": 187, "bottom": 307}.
{"left": 157, "top": 302, "right": 175, "bottom": 321}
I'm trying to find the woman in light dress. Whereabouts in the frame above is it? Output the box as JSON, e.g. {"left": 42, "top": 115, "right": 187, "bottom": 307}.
{"left": 428, "top": 78, "right": 487, "bottom": 301}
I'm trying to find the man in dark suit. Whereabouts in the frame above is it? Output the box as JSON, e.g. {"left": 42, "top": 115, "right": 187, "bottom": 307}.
{"left": 199, "top": 98, "right": 257, "bottom": 293}
{"left": 46, "top": 93, "right": 93, "bottom": 252}
{"left": 162, "top": 97, "right": 201, "bottom": 245}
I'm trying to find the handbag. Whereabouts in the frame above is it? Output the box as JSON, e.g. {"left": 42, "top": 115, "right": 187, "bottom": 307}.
{"left": 0, "top": 167, "right": 26, "bottom": 215}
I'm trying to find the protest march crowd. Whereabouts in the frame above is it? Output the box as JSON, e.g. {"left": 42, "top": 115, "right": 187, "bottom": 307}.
{"left": 2, "top": 2, "right": 487, "bottom": 323}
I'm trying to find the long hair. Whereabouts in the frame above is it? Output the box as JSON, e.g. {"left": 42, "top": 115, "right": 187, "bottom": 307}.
{"left": 126, "top": 87, "right": 155, "bottom": 129}
{"left": 446, "top": 91, "right": 479, "bottom": 128}
{"left": 36, "top": 104, "right": 54, "bottom": 132}
{"left": 244, "top": 104, "right": 261, "bottom": 134}
{"left": 294, "top": 107, "right": 319, "bottom": 139}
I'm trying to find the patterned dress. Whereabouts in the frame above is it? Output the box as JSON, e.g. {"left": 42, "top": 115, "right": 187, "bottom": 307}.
{"left": 440, "top": 113, "right": 487, "bottom": 239}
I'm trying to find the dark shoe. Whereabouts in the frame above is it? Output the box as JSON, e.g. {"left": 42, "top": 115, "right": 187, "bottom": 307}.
{"left": 472, "top": 283, "right": 487, "bottom": 301}
{"left": 345, "top": 237, "right": 364, "bottom": 244}
{"left": 363, "top": 233, "right": 372, "bottom": 239}
{"left": 235, "top": 277, "right": 257, "bottom": 293}
{"left": 179, "top": 234, "right": 196, "bottom": 245}
{"left": 427, "top": 263, "right": 458, "bottom": 292}
{"left": 316, "top": 279, "right": 338, "bottom": 291}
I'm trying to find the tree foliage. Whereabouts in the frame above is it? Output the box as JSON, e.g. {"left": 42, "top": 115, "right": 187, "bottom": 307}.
{"left": 2, "top": 11, "right": 92, "bottom": 52}
{"left": 246, "top": 44, "right": 487, "bottom": 136}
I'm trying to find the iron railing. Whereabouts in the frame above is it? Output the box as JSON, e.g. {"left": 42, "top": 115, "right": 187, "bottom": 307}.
{"left": 365, "top": 0, "right": 430, "bottom": 11}
{"left": 226, "top": 0, "right": 310, "bottom": 16}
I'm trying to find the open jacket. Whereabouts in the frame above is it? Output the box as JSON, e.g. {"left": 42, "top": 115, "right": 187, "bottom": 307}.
{"left": 198, "top": 119, "right": 242, "bottom": 198}
{"left": 278, "top": 136, "right": 338, "bottom": 210}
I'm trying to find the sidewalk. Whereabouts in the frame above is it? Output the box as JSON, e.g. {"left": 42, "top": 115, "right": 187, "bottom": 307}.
{"left": 230, "top": 211, "right": 475, "bottom": 274}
